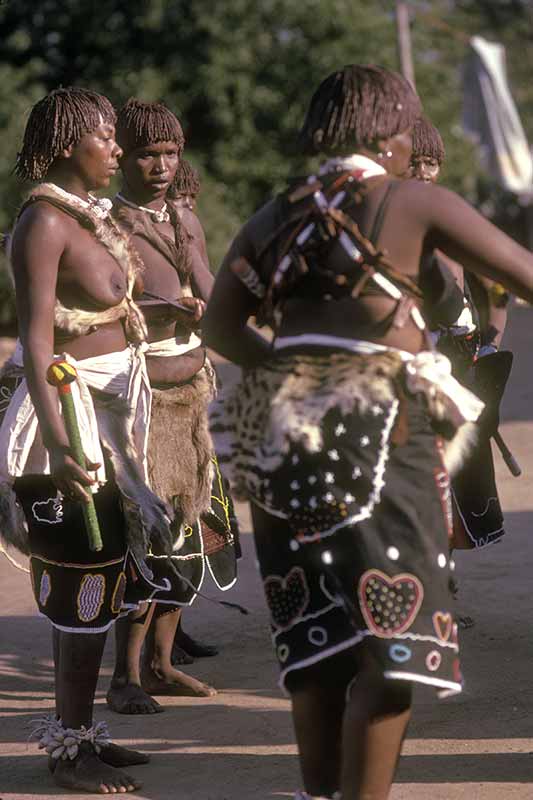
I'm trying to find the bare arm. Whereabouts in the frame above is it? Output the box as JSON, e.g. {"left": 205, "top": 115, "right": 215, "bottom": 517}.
{"left": 181, "top": 209, "right": 214, "bottom": 301}
{"left": 202, "top": 230, "right": 272, "bottom": 367}
{"left": 146, "top": 347, "right": 205, "bottom": 386}
{"left": 422, "top": 184, "right": 533, "bottom": 303}
{"left": 11, "top": 205, "right": 97, "bottom": 500}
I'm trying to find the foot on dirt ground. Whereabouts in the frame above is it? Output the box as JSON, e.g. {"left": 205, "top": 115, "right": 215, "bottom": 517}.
{"left": 142, "top": 665, "right": 217, "bottom": 697}
{"left": 106, "top": 682, "right": 164, "bottom": 715}
{"left": 52, "top": 741, "right": 142, "bottom": 793}
{"left": 171, "top": 642, "right": 195, "bottom": 665}
{"left": 174, "top": 627, "right": 219, "bottom": 658}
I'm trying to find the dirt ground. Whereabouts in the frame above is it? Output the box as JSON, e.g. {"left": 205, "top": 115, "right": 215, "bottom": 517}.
{"left": 2, "top": 305, "right": 533, "bottom": 799}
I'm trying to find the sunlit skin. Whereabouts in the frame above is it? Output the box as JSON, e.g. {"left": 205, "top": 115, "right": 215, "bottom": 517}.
{"left": 11, "top": 115, "right": 146, "bottom": 793}
{"left": 118, "top": 140, "right": 213, "bottom": 386}
{"left": 203, "top": 113, "right": 533, "bottom": 800}
{"left": 410, "top": 155, "right": 440, "bottom": 183}
{"left": 120, "top": 141, "right": 180, "bottom": 205}
{"left": 106, "top": 135, "right": 217, "bottom": 716}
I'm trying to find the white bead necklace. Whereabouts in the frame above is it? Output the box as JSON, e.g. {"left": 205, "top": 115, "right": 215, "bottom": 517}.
{"left": 115, "top": 193, "right": 170, "bottom": 223}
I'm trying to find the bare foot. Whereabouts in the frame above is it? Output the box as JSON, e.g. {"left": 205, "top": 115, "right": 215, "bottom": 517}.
{"left": 48, "top": 743, "right": 149, "bottom": 774}
{"left": 98, "top": 743, "right": 150, "bottom": 767}
{"left": 106, "top": 682, "right": 164, "bottom": 715}
{"left": 142, "top": 665, "right": 217, "bottom": 697}
{"left": 53, "top": 742, "right": 141, "bottom": 793}
{"left": 171, "top": 643, "right": 194, "bottom": 666}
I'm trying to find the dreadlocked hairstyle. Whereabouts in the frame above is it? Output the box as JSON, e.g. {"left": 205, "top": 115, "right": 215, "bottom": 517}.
{"left": 411, "top": 115, "right": 446, "bottom": 164}
{"left": 167, "top": 159, "right": 201, "bottom": 200}
{"left": 116, "top": 99, "right": 185, "bottom": 156}
{"left": 298, "top": 65, "right": 421, "bottom": 156}
{"left": 15, "top": 87, "right": 116, "bottom": 182}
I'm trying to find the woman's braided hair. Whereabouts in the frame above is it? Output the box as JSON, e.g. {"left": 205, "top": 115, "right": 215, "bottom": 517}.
{"left": 298, "top": 64, "right": 421, "bottom": 156}
{"left": 116, "top": 98, "right": 185, "bottom": 156}
{"left": 411, "top": 115, "right": 445, "bottom": 164}
{"left": 15, "top": 87, "right": 116, "bottom": 181}
{"left": 167, "top": 159, "right": 201, "bottom": 200}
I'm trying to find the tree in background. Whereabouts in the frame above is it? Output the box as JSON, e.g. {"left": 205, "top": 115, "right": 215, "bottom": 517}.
{"left": 0, "top": 0, "right": 532, "bottom": 332}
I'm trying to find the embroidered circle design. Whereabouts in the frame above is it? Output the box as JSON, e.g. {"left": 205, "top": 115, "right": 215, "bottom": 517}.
{"left": 450, "top": 559, "right": 456, "bottom": 571}
{"left": 437, "top": 553, "right": 447, "bottom": 568}
{"left": 277, "top": 644, "right": 290, "bottom": 663}
{"left": 77, "top": 573, "right": 106, "bottom": 623}
{"left": 426, "top": 650, "right": 442, "bottom": 672}
{"left": 321, "top": 550, "right": 333, "bottom": 565}
{"left": 358, "top": 569, "right": 424, "bottom": 638}
{"left": 433, "top": 611, "right": 453, "bottom": 642}
{"left": 389, "top": 644, "right": 411, "bottom": 664}
{"left": 386, "top": 546, "right": 400, "bottom": 561}
{"left": 264, "top": 567, "right": 310, "bottom": 631}
{"left": 39, "top": 570, "right": 52, "bottom": 607}
{"left": 308, "top": 626, "right": 328, "bottom": 646}
{"left": 110, "top": 571, "right": 127, "bottom": 615}
{"left": 289, "top": 539, "right": 300, "bottom": 552}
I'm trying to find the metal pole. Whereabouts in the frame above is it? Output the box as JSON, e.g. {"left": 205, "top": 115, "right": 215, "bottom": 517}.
{"left": 396, "top": 1, "right": 416, "bottom": 89}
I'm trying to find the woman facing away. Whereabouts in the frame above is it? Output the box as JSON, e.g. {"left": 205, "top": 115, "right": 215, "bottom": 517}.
{"left": 202, "top": 65, "right": 533, "bottom": 800}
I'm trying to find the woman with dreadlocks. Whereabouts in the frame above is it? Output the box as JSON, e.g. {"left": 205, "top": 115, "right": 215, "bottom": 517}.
{"left": 0, "top": 87, "right": 174, "bottom": 793}
{"left": 106, "top": 98, "right": 238, "bottom": 714}
{"left": 410, "top": 115, "right": 510, "bottom": 600}
{"left": 203, "top": 65, "right": 533, "bottom": 799}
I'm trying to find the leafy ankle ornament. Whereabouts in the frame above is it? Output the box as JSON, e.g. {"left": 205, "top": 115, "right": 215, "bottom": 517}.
{"left": 30, "top": 714, "right": 110, "bottom": 761}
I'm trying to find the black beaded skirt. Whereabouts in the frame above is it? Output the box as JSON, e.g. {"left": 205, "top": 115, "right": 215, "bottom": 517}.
{"left": 212, "top": 352, "right": 462, "bottom": 696}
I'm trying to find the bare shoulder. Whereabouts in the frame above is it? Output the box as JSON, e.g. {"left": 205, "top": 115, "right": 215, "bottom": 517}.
{"left": 13, "top": 200, "right": 72, "bottom": 247}
{"left": 11, "top": 200, "right": 72, "bottom": 278}
{"left": 394, "top": 178, "right": 470, "bottom": 218}
{"left": 180, "top": 207, "right": 205, "bottom": 240}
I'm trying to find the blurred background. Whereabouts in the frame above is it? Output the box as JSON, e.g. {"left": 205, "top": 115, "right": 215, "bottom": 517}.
{"left": 0, "top": 0, "right": 532, "bottom": 332}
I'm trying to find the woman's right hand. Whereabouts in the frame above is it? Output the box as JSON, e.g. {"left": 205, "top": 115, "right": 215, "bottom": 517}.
{"left": 49, "top": 446, "right": 100, "bottom": 503}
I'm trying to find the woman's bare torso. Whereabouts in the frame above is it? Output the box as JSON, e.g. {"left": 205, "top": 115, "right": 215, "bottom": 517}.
{"left": 129, "top": 222, "right": 183, "bottom": 344}
{"left": 51, "top": 210, "right": 129, "bottom": 359}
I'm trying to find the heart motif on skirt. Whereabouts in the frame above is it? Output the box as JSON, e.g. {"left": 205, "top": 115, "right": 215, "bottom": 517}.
{"left": 433, "top": 611, "right": 453, "bottom": 642}
{"left": 264, "top": 566, "right": 310, "bottom": 631}
{"left": 358, "top": 569, "right": 424, "bottom": 638}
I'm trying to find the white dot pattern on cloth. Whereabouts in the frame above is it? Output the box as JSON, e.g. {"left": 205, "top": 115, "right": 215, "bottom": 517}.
{"left": 360, "top": 435, "right": 370, "bottom": 447}
{"left": 328, "top": 449, "right": 340, "bottom": 461}
{"left": 438, "top": 553, "right": 447, "bottom": 568}
{"left": 325, "top": 472, "right": 335, "bottom": 484}
{"left": 386, "top": 546, "right": 400, "bottom": 561}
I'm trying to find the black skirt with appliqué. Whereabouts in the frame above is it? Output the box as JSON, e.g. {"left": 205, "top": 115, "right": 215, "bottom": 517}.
{"left": 212, "top": 352, "right": 462, "bottom": 697}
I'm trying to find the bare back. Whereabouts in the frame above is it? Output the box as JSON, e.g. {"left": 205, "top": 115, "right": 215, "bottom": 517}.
{"left": 203, "top": 173, "right": 533, "bottom": 366}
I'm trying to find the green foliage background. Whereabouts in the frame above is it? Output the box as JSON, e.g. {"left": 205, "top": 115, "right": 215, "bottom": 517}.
{"left": 0, "top": 0, "right": 532, "bottom": 328}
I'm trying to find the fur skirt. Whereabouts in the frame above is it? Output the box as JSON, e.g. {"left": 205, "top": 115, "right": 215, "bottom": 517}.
{"left": 147, "top": 370, "right": 238, "bottom": 602}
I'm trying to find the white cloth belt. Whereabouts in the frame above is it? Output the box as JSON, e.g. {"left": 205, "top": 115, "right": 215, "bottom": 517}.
{"left": 274, "top": 334, "right": 484, "bottom": 426}
{"left": 146, "top": 332, "right": 202, "bottom": 358}
{"left": 0, "top": 340, "right": 151, "bottom": 488}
